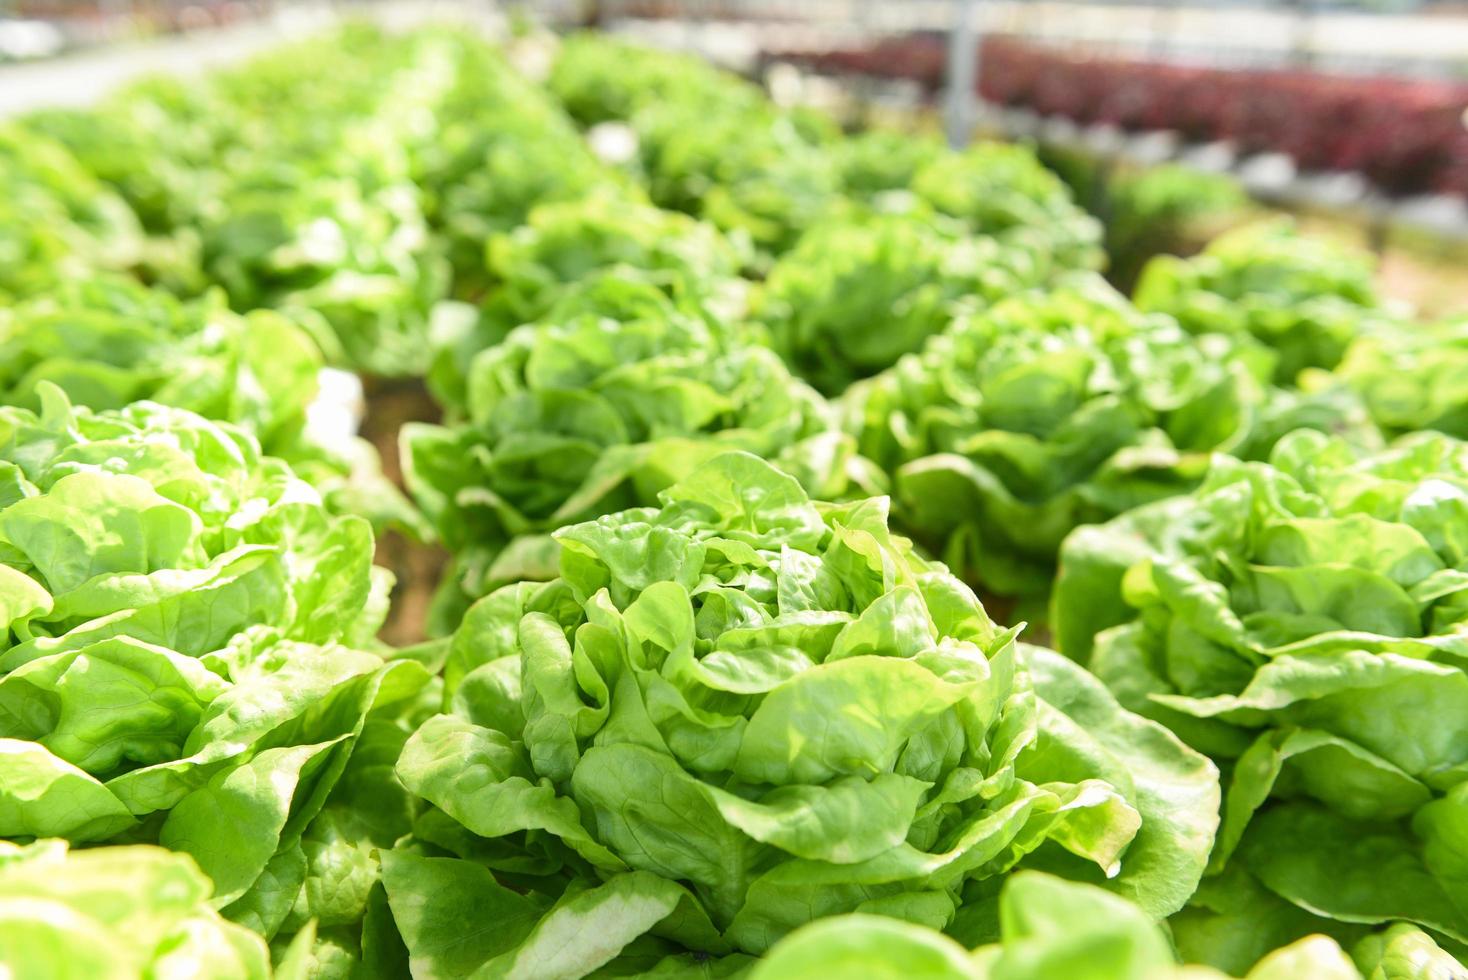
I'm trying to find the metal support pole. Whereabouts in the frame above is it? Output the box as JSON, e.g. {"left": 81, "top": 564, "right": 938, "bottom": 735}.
{"left": 1286, "top": 0, "right": 1316, "bottom": 68}
{"left": 945, "top": 0, "right": 980, "bottom": 149}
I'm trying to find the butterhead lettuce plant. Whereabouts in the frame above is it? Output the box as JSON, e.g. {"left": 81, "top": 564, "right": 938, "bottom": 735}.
{"left": 0, "top": 275, "right": 419, "bottom": 533}
{"left": 633, "top": 100, "right": 843, "bottom": 259}
{"left": 482, "top": 192, "right": 746, "bottom": 333}
{"left": 1322, "top": 316, "right": 1468, "bottom": 440}
{"left": 425, "top": 193, "right": 751, "bottom": 413}
{"left": 0, "top": 276, "right": 319, "bottom": 446}
{"left": 0, "top": 386, "right": 428, "bottom": 967}
{"left": 1054, "top": 427, "right": 1468, "bottom": 968}
{"left": 0, "top": 840, "right": 278, "bottom": 978}
{"left": 834, "top": 129, "right": 947, "bottom": 200}
{"left": 911, "top": 142, "right": 1104, "bottom": 276}
{"left": 414, "top": 40, "right": 618, "bottom": 295}
{"left": 381, "top": 452, "right": 1219, "bottom": 977}
{"left": 844, "top": 276, "right": 1352, "bottom": 606}
{"left": 1133, "top": 221, "right": 1384, "bottom": 385}
{"left": 759, "top": 209, "right": 1045, "bottom": 396}
{"left": 0, "top": 123, "right": 145, "bottom": 280}
{"left": 404, "top": 277, "right": 866, "bottom": 628}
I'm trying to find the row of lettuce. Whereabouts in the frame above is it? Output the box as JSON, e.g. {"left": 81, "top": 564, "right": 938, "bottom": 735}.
{"left": 1, "top": 22, "right": 1465, "bottom": 980}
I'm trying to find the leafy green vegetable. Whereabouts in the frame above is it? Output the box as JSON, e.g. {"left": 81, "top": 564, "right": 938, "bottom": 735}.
{"left": 26, "top": 26, "right": 463, "bottom": 377}
{"left": 751, "top": 913, "right": 979, "bottom": 979}
{"left": 22, "top": 78, "right": 220, "bottom": 236}
{"left": 14, "top": 23, "right": 1467, "bottom": 977}
{"left": 846, "top": 275, "right": 1365, "bottom": 605}
{"left": 0, "top": 385, "right": 428, "bottom": 967}
{"left": 0, "top": 839, "right": 274, "bottom": 979}
{"left": 550, "top": 38, "right": 975, "bottom": 265}
{"left": 0, "top": 123, "right": 149, "bottom": 302}
{"left": 835, "top": 129, "right": 947, "bottom": 199}
{"left": 1099, "top": 164, "right": 1247, "bottom": 290}
{"left": 382, "top": 451, "right": 1218, "bottom": 975}
{"left": 0, "top": 277, "right": 315, "bottom": 446}
{"left": 633, "top": 100, "right": 843, "bottom": 258}
{"left": 201, "top": 175, "right": 449, "bottom": 378}
{"left": 1134, "top": 220, "right": 1384, "bottom": 384}
{"left": 0, "top": 275, "right": 419, "bottom": 534}
{"left": 430, "top": 191, "right": 749, "bottom": 410}
{"left": 753, "top": 870, "right": 1403, "bottom": 979}
{"left": 911, "top": 142, "right": 1104, "bottom": 275}
{"left": 549, "top": 33, "right": 762, "bottom": 129}
{"left": 482, "top": 192, "right": 746, "bottom": 332}
{"left": 759, "top": 209, "right": 1045, "bottom": 395}
{"left": 1322, "top": 317, "right": 1468, "bottom": 440}
{"left": 1053, "top": 426, "right": 1468, "bottom": 956}
{"left": 0, "top": 123, "right": 145, "bottom": 276}
{"left": 405, "top": 276, "right": 869, "bottom": 629}
{"left": 413, "top": 40, "right": 623, "bottom": 297}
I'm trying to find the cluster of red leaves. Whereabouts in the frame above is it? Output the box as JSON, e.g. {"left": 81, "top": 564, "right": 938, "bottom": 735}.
{"left": 769, "top": 35, "right": 1468, "bottom": 198}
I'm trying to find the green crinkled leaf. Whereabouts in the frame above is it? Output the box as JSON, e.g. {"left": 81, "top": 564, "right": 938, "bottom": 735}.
{"left": 396, "top": 714, "right": 624, "bottom": 871}
{"left": 0, "top": 840, "right": 271, "bottom": 978}
{"left": 0, "top": 739, "right": 134, "bottom": 841}
{"left": 1018, "top": 646, "right": 1219, "bottom": 917}
{"left": 1242, "top": 803, "right": 1468, "bottom": 942}
{"left": 160, "top": 736, "right": 349, "bottom": 906}
{"left": 750, "top": 913, "right": 978, "bottom": 980}
{"left": 381, "top": 851, "right": 544, "bottom": 980}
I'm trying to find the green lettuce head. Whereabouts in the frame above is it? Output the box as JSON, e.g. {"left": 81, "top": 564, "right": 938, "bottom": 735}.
{"left": 1322, "top": 316, "right": 1468, "bottom": 440}
{"left": 548, "top": 33, "right": 763, "bottom": 129}
{"left": 0, "top": 195, "right": 88, "bottom": 304}
{"left": 203, "top": 177, "right": 450, "bottom": 378}
{"left": 404, "top": 277, "right": 866, "bottom": 628}
{"left": 182, "top": 29, "right": 460, "bottom": 378}
{"left": 1133, "top": 220, "right": 1384, "bottom": 385}
{"left": 635, "top": 101, "right": 843, "bottom": 258}
{"left": 0, "top": 123, "right": 148, "bottom": 302}
{"left": 434, "top": 190, "right": 745, "bottom": 410}
{"left": 846, "top": 276, "right": 1365, "bottom": 606}
{"left": 0, "top": 386, "right": 428, "bottom": 966}
{"left": 482, "top": 193, "right": 746, "bottom": 331}
{"left": 835, "top": 129, "right": 947, "bottom": 199}
{"left": 415, "top": 42, "right": 618, "bottom": 292}
{"left": 1100, "top": 164, "right": 1247, "bottom": 289}
{"left": 430, "top": 193, "right": 748, "bottom": 407}
{"left": 760, "top": 210, "right": 1044, "bottom": 395}
{"left": 0, "top": 277, "right": 318, "bottom": 448}
{"left": 21, "top": 75, "right": 222, "bottom": 236}
{"left": 382, "top": 452, "right": 1219, "bottom": 977}
{"left": 0, "top": 123, "right": 144, "bottom": 277}
{"left": 1054, "top": 427, "right": 1468, "bottom": 964}
{"left": 0, "top": 275, "right": 419, "bottom": 534}
{"left": 0, "top": 840, "right": 277, "bottom": 978}
{"left": 911, "top": 142, "right": 1104, "bottom": 275}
